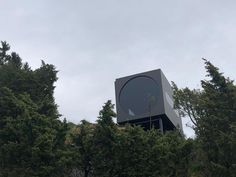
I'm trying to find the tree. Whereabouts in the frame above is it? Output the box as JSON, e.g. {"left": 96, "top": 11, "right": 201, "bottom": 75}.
{"left": 173, "top": 59, "right": 236, "bottom": 177}
{"left": 0, "top": 41, "right": 68, "bottom": 177}
{"left": 0, "top": 87, "right": 56, "bottom": 176}
{"left": 71, "top": 120, "right": 95, "bottom": 177}
{"left": 92, "top": 100, "right": 118, "bottom": 177}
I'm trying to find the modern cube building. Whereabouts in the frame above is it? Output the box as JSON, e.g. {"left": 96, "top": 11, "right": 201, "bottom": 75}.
{"left": 115, "top": 69, "right": 182, "bottom": 132}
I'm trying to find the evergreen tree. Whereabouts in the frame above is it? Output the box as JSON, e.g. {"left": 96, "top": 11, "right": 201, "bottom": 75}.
{"left": 92, "top": 100, "right": 118, "bottom": 177}
{"left": 173, "top": 59, "right": 236, "bottom": 177}
{"left": 0, "top": 41, "right": 68, "bottom": 177}
{"left": 72, "top": 120, "right": 95, "bottom": 177}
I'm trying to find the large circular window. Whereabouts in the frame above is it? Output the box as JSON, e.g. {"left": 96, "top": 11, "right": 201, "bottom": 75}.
{"left": 119, "top": 76, "right": 159, "bottom": 116}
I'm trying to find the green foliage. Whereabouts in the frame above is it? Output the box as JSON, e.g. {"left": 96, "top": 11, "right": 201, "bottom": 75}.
{"left": 2, "top": 41, "right": 235, "bottom": 177}
{"left": 173, "top": 59, "right": 236, "bottom": 177}
{"left": 92, "top": 100, "right": 117, "bottom": 177}
{"left": 0, "top": 41, "right": 68, "bottom": 177}
{"left": 71, "top": 101, "right": 193, "bottom": 177}
{"left": 71, "top": 120, "right": 95, "bottom": 177}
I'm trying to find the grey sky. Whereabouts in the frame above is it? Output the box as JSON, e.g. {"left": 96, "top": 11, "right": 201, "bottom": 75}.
{"left": 1, "top": 0, "right": 236, "bottom": 137}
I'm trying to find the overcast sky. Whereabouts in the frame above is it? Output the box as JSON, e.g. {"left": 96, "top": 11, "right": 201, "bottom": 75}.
{"left": 1, "top": 0, "right": 236, "bottom": 138}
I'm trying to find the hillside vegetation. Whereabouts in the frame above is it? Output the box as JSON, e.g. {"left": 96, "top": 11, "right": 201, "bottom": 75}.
{"left": 0, "top": 41, "right": 235, "bottom": 177}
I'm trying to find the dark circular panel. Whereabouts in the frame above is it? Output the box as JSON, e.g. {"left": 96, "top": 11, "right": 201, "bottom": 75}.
{"left": 119, "top": 76, "right": 159, "bottom": 117}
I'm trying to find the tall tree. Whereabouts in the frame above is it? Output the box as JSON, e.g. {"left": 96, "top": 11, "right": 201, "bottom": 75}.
{"left": 92, "top": 100, "right": 118, "bottom": 177}
{"left": 0, "top": 41, "right": 68, "bottom": 177}
{"left": 173, "top": 59, "right": 236, "bottom": 177}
